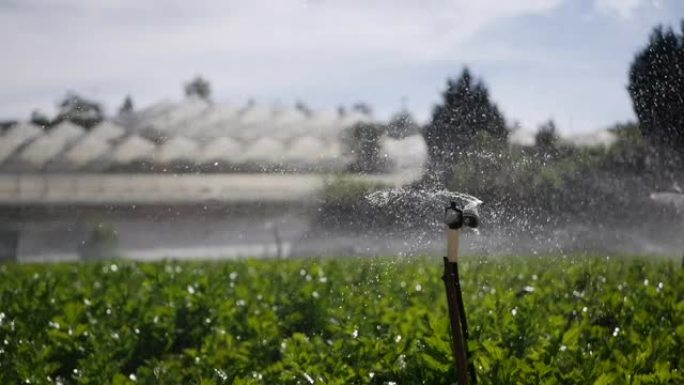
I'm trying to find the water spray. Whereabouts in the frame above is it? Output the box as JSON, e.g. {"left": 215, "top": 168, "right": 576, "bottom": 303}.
{"left": 443, "top": 200, "right": 479, "bottom": 385}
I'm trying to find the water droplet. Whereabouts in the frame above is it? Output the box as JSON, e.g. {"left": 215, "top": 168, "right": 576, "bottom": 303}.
{"left": 214, "top": 369, "right": 228, "bottom": 381}
{"left": 303, "top": 372, "right": 314, "bottom": 384}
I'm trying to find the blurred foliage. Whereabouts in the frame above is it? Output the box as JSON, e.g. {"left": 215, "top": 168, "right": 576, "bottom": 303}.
{"left": 534, "top": 120, "right": 560, "bottom": 155}
{"left": 30, "top": 110, "right": 51, "bottom": 128}
{"left": 386, "top": 109, "right": 420, "bottom": 139}
{"left": 629, "top": 20, "right": 684, "bottom": 156}
{"left": 184, "top": 76, "right": 212, "bottom": 101}
{"left": 53, "top": 92, "right": 105, "bottom": 130}
{"left": 322, "top": 175, "right": 386, "bottom": 204}
{"left": 0, "top": 256, "right": 682, "bottom": 384}
{"left": 344, "top": 123, "right": 389, "bottom": 174}
{"left": 118, "top": 96, "right": 134, "bottom": 116}
{"left": 78, "top": 223, "right": 120, "bottom": 261}
{"left": 318, "top": 175, "right": 388, "bottom": 229}
{"left": 0, "top": 226, "right": 19, "bottom": 263}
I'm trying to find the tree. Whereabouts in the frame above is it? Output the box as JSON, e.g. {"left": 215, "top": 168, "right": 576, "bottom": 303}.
{"left": 295, "top": 100, "right": 313, "bottom": 117}
{"left": 386, "top": 109, "right": 419, "bottom": 139}
{"left": 628, "top": 22, "right": 684, "bottom": 153}
{"left": 30, "top": 110, "right": 51, "bottom": 128}
{"left": 351, "top": 102, "right": 373, "bottom": 117}
{"left": 119, "top": 96, "right": 134, "bottom": 115}
{"left": 54, "top": 92, "right": 104, "bottom": 129}
{"left": 346, "top": 122, "right": 385, "bottom": 173}
{"left": 535, "top": 120, "right": 559, "bottom": 153}
{"left": 184, "top": 76, "right": 212, "bottom": 101}
{"left": 423, "top": 68, "right": 508, "bottom": 183}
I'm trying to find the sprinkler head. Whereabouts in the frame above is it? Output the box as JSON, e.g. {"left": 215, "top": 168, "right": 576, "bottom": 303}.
{"left": 444, "top": 201, "right": 480, "bottom": 230}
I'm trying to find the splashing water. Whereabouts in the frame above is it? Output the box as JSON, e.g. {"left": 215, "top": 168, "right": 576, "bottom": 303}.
{"left": 366, "top": 187, "right": 482, "bottom": 211}
{"left": 362, "top": 187, "right": 483, "bottom": 248}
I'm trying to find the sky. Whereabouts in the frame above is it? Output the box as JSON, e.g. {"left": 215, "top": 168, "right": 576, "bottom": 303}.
{"left": 0, "top": 0, "right": 682, "bottom": 133}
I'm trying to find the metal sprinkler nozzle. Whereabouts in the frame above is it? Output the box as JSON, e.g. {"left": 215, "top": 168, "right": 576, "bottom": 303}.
{"left": 445, "top": 201, "right": 480, "bottom": 230}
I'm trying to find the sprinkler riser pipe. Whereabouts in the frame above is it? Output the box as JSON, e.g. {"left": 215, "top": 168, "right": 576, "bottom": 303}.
{"left": 447, "top": 228, "right": 460, "bottom": 263}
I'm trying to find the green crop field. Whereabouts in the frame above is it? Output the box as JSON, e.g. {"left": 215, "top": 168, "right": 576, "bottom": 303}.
{"left": 1, "top": 256, "right": 683, "bottom": 385}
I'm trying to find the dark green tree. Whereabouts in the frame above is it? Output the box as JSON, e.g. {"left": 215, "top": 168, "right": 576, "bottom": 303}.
{"left": 295, "top": 100, "right": 313, "bottom": 117}
{"left": 628, "top": 21, "right": 684, "bottom": 153}
{"left": 386, "top": 109, "right": 419, "bottom": 139}
{"left": 184, "top": 76, "right": 212, "bottom": 101}
{"left": 30, "top": 110, "right": 51, "bottom": 128}
{"left": 346, "top": 122, "right": 385, "bottom": 173}
{"left": 119, "top": 96, "right": 134, "bottom": 115}
{"left": 423, "top": 68, "right": 507, "bottom": 182}
{"left": 54, "top": 92, "right": 104, "bottom": 129}
{"left": 351, "top": 102, "right": 373, "bottom": 117}
{"left": 535, "top": 120, "right": 559, "bottom": 153}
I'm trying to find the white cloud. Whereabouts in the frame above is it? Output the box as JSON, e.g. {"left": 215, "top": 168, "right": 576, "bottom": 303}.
{"left": 594, "top": 0, "right": 659, "bottom": 18}
{"left": 0, "top": 0, "right": 562, "bottom": 117}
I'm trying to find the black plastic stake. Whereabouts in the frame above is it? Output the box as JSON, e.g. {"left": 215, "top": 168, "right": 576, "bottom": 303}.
{"left": 443, "top": 257, "right": 471, "bottom": 385}
{"left": 443, "top": 257, "right": 477, "bottom": 384}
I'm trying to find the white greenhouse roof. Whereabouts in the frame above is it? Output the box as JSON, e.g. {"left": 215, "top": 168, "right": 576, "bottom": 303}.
{"left": 284, "top": 136, "right": 326, "bottom": 163}
{"left": 0, "top": 123, "right": 42, "bottom": 164}
{"left": 63, "top": 135, "right": 113, "bottom": 167}
{"left": 243, "top": 137, "right": 286, "bottom": 163}
{"left": 111, "top": 135, "right": 156, "bottom": 164}
{"left": 48, "top": 121, "right": 85, "bottom": 142}
{"left": 184, "top": 105, "right": 241, "bottom": 139}
{"left": 143, "top": 98, "right": 210, "bottom": 134}
{"left": 155, "top": 136, "right": 200, "bottom": 164}
{"left": 16, "top": 122, "right": 85, "bottom": 168}
{"left": 199, "top": 137, "right": 243, "bottom": 163}
{"left": 89, "top": 121, "right": 125, "bottom": 141}
{"left": 238, "top": 106, "right": 273, "bottom": 127}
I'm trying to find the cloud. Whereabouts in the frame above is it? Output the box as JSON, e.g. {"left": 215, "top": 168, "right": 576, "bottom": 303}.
{"left": 0, "top": 0, "right": 562, "bottom": 117}
{"left": 594, "top": 0, "right": 660, "bottom": 18}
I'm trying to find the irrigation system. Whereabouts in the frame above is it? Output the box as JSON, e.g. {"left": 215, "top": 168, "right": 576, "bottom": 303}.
{"left": 364, "top": 187, "right": 482, "bottom": 383}
{"left": 443, "top": 200, "right": 480, "bottom": 385}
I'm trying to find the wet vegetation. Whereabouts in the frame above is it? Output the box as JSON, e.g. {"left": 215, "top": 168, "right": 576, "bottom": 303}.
{"left": 1, "top": 256, "right": 682, "bottom": 384}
